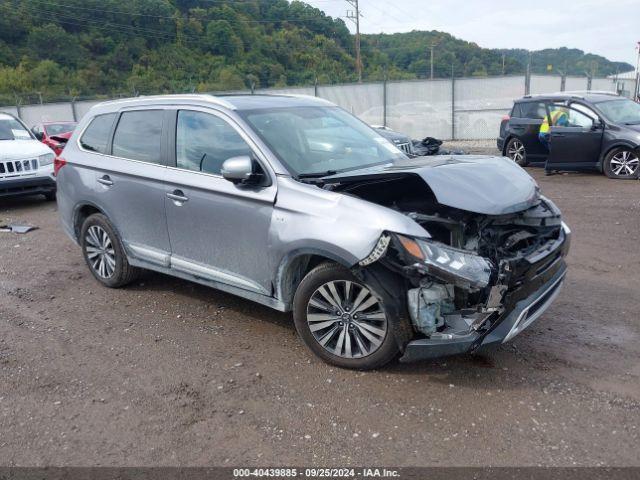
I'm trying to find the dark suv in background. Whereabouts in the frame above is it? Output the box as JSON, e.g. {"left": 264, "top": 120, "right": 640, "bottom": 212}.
{"left": 498, "top": 92, "right": 640, "bottom": 179}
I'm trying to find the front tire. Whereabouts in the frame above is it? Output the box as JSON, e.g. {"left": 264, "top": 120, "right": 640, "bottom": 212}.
{"left": 80, "top": 213, "right": 140, "bottom": 288}
{"left": 603, "top": 147, "right": 639, "bottom": 179}
{"left": 293, "top": 262, "right": 400, "bottom": 370}
{"left": 506, "top": 137, "right": 528, "bottom": 166}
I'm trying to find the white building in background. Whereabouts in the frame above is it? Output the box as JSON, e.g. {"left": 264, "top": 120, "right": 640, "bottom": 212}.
{"left": 607, "top": 70, "right": 639, "bottom": 99}
{"left": 607, "top": 70, "right": 637, "bottom": 80}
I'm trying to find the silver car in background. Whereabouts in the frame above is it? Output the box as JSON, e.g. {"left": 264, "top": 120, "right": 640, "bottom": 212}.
{"left": 56, "top": 94, "right": 570, "bottom": 370}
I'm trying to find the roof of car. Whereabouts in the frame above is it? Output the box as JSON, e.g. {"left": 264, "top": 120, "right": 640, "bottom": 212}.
{"left": 518, "top": 91, "right": 622, "bottom": 104}
{"left": 91, "top": 93, "right": 333, "bottom": 114}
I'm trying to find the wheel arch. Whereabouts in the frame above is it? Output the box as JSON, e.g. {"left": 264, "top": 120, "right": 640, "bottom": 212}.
{"left": 73, "top": 202, "right": 105, "bottom": 241}
{"left": 599, "top": 142, "right": 640, "bottom": 168}
{"left": 274, "top": 249, "right": 354, "bottom": 309}
{"left": 502, "top": 134, "right": 516, "bottom": 156}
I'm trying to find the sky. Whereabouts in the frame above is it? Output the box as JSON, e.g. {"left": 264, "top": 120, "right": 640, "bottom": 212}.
{"left": 304, "top": 0, "right": 640, "bottom": 67}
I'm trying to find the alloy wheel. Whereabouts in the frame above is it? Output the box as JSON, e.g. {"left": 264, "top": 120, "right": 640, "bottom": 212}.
{"left": 306, "top": 280, "right": 387, "bottom": 359}
{"left": 85, "top": 225, "right": 116, "bottom": 279}
{"left": 507, "top": 139, "right": 525, "bottom": 163}
{"left": 610, "top": 150, "right": 639, "bottom": 177}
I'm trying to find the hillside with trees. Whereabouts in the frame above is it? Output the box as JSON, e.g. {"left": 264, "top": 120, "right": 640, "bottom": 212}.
{"left": 0, "top": 0, "right": 634, "bottom": 104}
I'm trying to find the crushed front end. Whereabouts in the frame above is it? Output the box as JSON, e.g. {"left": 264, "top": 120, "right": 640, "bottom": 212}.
{"left": 354, "top": 195, "right": 570, "bottom": 362}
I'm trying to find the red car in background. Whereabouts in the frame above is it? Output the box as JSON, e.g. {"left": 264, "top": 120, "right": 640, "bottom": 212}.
{"left": 31, "top": 121, "right": 77, "bottom": 156}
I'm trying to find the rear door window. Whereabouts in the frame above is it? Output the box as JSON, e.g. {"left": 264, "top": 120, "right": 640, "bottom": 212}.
{"left": 80, "top": 113, "right": 116, "bottom": 154}
{"left": 112, "top": 110, "right": 163, "bottom": 163}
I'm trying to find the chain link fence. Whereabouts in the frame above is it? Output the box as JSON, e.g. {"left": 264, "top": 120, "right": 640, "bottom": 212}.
{"left": 1, "top": 74, "right": 628, "bottom": 141}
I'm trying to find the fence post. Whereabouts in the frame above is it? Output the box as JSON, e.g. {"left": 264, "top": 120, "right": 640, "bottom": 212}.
{"left": 524, "top": 67, "right": 531, "bottom": 95}
{"left": 560, "top": 75, "right": 566, "bottom": 92}
{"left": 586, "top": 75, "right": 592, "bottom": 91}
{"left": 314, "top": 77, "right": 318, "bottom": 97}
{"left": 70, "top": 97, "right": 78, "bottom": 121}
{"left": 14, "top": 94, "right": 21, "bottom": 119}
{"left": 451, "top": 66, "right": 455, "bottom": 141}
{"left": 382, "top": 72, "right": 388, "bottom": 127}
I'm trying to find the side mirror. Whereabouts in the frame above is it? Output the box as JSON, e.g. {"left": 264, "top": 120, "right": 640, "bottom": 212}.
{"left": 33, "top": 130, "right": 43, "bottom": 140}
{"left": 221, "top": 155, "right": 262, "bottom": 186}
{"left": 591, "top": 119, "right": 604, "bottom": 131}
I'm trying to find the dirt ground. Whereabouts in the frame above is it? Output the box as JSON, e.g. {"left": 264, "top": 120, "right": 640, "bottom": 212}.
{"left": 1, "top": 154, "right": 639, "bottom": 467}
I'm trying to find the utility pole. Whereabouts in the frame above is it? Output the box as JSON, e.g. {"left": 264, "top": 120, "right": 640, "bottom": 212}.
{"left": 429, "top": 44, "right": 435, "bottom": 79}
{"left": 346, "top": 0, "right": 362, "bottom": 83}
{"left": 428, "top": 38, "right": 440, "bottom": 80}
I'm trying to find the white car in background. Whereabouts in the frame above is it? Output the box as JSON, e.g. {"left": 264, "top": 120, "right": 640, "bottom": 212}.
{"left": 0, "top": 112, "right": 57, "bottom": 200}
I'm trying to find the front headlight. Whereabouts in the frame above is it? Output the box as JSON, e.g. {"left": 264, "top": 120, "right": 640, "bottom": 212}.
{"left": 397, "top": 235, "right": 493, "bottom": 289}
{"left": 38, "top": 152, "right": 55, "bottom": 166}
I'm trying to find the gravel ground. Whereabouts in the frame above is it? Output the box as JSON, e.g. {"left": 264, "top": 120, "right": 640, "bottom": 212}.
{"left": 1, "top": 162, "right": 639, "bottom": 467}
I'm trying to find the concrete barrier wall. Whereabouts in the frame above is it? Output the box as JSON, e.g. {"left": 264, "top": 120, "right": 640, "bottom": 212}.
{"left": 4, "top": 75, "right": 622, "bottom": 140}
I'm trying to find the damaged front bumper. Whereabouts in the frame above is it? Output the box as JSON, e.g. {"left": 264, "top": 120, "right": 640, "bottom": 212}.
{"left": 398, "top": 222, "right": 570, "bottom": 362}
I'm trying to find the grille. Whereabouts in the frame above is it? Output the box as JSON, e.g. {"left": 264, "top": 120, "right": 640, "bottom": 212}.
{"left": 0, "top": 159, "right": 39, "bottom": 177}
{"left": 396, "top": 142, "right": 413, "bottom": 155}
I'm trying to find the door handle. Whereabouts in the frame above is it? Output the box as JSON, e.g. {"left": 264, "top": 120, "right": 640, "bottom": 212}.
{"left": 97, "top": 175, "right": 113, "bottom": 186}
{"left": 167, "top": 190, "right": 189, "bottom": 204}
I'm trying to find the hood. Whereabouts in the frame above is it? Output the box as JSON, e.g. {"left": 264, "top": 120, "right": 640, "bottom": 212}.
{"left": 51, "top": 131, "right": 73, "bottom": 141}
{"left": 0, "top": 139, "right": 53, "bottom": 160}
{"left": 322, "top": 155, "right": 540, "bottom": 215}
{"left": 373, "top": 127, "right": 411, "bottom": 144}
{"left": 621, "top": 123, "right": 640, "bottom": 134}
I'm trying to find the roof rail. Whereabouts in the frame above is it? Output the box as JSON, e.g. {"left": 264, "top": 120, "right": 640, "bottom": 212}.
{"left": 562, "top": 90, "right": 619, "bottom": 96}
{"left": 524, "top": 90, "right": 618, "bottom": 99}
{"left": 94, "top": 94, "right": 236, "bottom": 110}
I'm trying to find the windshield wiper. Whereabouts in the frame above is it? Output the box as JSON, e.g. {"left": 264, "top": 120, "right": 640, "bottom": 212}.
{"left": 623, "top": 121, "right": 640, "bottom": 125}
{"left": 296, "top": 170, "right": 338, "bottom": 179}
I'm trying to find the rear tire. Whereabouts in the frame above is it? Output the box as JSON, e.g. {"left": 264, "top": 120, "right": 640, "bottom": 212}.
{"left": 603, "top": 147, "right": 639, "bottom": 179}
{"left": 506, "top": 137, "right": 528, "bottom": 166}
{"left": 80, "top": 213, "right": 140, "bottom": 288}
{"left": 293, "top": 262, "right": 401, "bottom": 370}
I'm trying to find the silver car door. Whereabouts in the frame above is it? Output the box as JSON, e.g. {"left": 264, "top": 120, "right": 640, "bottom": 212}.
{"left": 164, "top": 107, "right": 277, "bottom": 295}
{"left": 91, "top": 108, "right": 172, "bottom": 267}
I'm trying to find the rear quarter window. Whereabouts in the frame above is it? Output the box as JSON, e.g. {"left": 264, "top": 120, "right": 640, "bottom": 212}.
{"left": 80, "top": 113, "right": 116, "bottom": 154}
{"left": 511, "top": 103, "right": 523, "bottom": 118}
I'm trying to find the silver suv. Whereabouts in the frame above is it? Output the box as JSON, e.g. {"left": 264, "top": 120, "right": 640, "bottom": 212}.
{"left": 57, "top": 94, "right": 570, "bottom": 370}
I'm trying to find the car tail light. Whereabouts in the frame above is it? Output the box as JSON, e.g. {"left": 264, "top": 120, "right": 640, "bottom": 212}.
{"left": 53, "top": 156, "right": 66, "bottom": 176}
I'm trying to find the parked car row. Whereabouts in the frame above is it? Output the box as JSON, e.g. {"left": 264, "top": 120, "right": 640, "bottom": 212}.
{"left": 0, "top": 114, "right": 77, "bottom": 200}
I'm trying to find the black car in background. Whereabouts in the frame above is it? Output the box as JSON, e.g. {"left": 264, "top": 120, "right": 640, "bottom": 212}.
{"left": 498, "top": 92, "right": 640, "bottom": 179}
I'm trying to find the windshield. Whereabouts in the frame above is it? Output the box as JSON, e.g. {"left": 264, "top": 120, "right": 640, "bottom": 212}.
{"left": 0, "top": 116, "right": 33, "bottom": 141}
{"left": 45, "top": 123, "right": 76, "bottom": 136}
{"left": 597, "top": 99, "right": 640, "bottom": 125}
{"left": 239, "top": 106, "right": 406, "bottom": 176}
